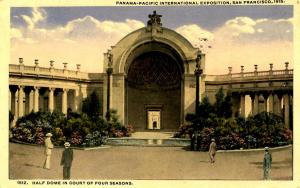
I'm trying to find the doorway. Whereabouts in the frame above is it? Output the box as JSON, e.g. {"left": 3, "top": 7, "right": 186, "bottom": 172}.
{"left": 147, "top": 110, "right": 161, "bottom": 130}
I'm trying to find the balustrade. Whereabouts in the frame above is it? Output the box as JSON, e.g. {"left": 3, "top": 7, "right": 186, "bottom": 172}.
{"left": 9, "top": 63, "right": 92, "bottom": 79}
{"left": 24, "top": 66, "right": 35, "bottom": 71}
{"left": 38, "top": 67, "right": 50, "bottom": 73}
{"left": 211, "top": 69, "right": 292, "bottom": 81}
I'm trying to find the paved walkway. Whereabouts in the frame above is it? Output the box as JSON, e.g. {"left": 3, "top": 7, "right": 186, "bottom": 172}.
{"left": 9, "top": 143, "right": 292, "bottom": 180}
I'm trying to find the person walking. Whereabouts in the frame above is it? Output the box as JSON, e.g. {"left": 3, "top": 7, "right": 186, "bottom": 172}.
{"left": 60, "top": 142, "right": 73, "bottom": 180}
{"left": 196, "top": 130, "right": 201, "bottom": 151}
{"left": 208, "top": 138, "right": 217, "bottom": 163}
{"left": 43, "top": 133, "right": 54, "bottom": 169}
{"left": 263, "top": 147, "right": 272, "bottom": 180}
{"left": 190, "top": 131, "right": 196, "bottom": 151}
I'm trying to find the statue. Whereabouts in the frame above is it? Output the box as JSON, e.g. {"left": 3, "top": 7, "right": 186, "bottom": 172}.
{"left": 107, "top": 50, "right": 113, "bottom": 68}
{"left": 147, "top": 11, "right": 162, "bottom": 27}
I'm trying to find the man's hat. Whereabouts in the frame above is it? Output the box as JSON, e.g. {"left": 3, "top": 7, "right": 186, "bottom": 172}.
{"left": 264, "top": 147, "right": 269, "bottom": 151}
{"left": 211, "top": 138, "right": 215, "bottom": 142}
{"left": 64, "top": 142, "right": 71, "bottom": 147}
{"left": 46, "top": 133, "right": 53, "bottom": 137}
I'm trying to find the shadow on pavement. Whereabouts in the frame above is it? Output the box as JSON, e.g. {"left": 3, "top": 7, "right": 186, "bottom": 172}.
{"left": 181, "top": 146, "right": 192, "bottom": 151}
{"left": 24, "top": 163, "right": 43, "bottom": 169}
{"left": 181, "top": 145, "right": 206, "bottom": 152}
{"left": 10, "top": 151, "right": 27, "bottom": 156}
{"left": 199, "top": 160, "right": 209, "bottom": 163}
{"left": 249, "top": 160, "right": 292, "bottom": 169}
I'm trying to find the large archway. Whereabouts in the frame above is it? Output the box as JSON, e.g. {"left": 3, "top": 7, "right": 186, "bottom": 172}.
{"left": 102, "top": 12, "right": 205, "bottom": 130}
{"left": 126, "top": 48, "right": 183, "bottom": 130}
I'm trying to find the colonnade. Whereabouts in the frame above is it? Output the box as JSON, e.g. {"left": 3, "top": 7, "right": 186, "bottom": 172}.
{"left": 238, "top": 91, "right": 292, "bottom": 129}
{"left": 9, "top": 85, "right": 80, "bottom": 120}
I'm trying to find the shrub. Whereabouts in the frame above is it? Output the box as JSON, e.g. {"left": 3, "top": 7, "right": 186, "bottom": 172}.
{"left": 11, "top": 109, "right": 131, "bottom": 146}
{"left": 82, "top": 91, "right": 101, "bottom": 119}
{"left": 82, "top": 131, "right": 107, "bottom": 147}
{"left": 176, "top": 111, "right": 292, "bottom": 150}
{"left": 70, "top": 131, "right": 83, "bottom": 146}
{"left": 34, "top": 127, "right": 45, "bottom": 145}
{"left": 197, "top": 127, "right": 215, "bottom": 150}
{"left": 173, "top": 123, "right": 193, "bottom": 138}
{"left": 106, "top": 109, "right": 133, "bottom": 138}
{"left": 125, "top": 124, "right": 134, "bottom": 137}
{"left": 52, "top": 127, "right": 66, "bottom": 146}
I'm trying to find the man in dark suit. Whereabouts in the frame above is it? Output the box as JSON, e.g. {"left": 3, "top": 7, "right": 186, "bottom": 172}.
{"left": 60, "top": 142, "right": 73, "bottom": 180}
{"left": 263, "top": 147, "right": 272, "bottom": 180}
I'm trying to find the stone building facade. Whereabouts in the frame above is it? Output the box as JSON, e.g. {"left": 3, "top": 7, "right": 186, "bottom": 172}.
{"left": 9, "top": 12, "right": 293, "bottom": 131}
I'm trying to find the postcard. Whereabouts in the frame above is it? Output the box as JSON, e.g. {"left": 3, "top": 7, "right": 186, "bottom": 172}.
{"left": 1, "top": 0, "right": 299, "bottom": 188}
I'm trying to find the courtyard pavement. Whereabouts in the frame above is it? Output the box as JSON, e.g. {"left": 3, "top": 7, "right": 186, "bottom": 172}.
{"left": 9, "top": 142, "right": 292, "bottom": 180}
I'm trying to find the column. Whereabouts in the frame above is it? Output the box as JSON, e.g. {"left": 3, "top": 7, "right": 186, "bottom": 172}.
{"left": 284, "top": 94, "right": 290, "bottom": 129}
{"left": 10, "top": 89, "right": 17, "bottom": 126}
{"left": 273, "top": 94, "right": 279, "bottom": 115}
{"left": 255, "top": 94, "right": 259, "bottom": 115}
{"left": 48, "top": 88, "right": 54, "bottom": 112}
{"left": 253, "top": 93, "right": 259, "bottom": 115}
{"left": 79, "top": 85, "right": 87, "bottom": 113}
{"left": 194, "top": 54, "right": 203, "bottom": 116}
{"left": 9, "top": 89, "right": 11, "bottom": 111}
{"left": 18, "top": 85, "right": 24, "bottom": 117}
{"left": 62, "top": 88, "right": 68, "bottom": 114}
{"left": 240, "top": 94, "right": 245, "bottom": 117}
{"left": 106, "top": 68, "right": 113, "bottom": 121}
{"left": 25, "top": 91, "right": 30, "bottom": 114}
{"left": 29, "top": 90, "right": 34, "bottom": 113}
{"left": 258, "top": 94, "right": 267, "bottom": 113}
{"left": 33, "top": 87, "right": 39, "bottom": 112}
{"left": 250, "top": 94, "right": 254, "bottom": 116}
{"left": 14, "top": 90, "right": 18, "bottom": 118}
{"left": 277, "top": 94, "right": 283, "bottom": 116}
{"left": 74, "top": 89, "right": 79, "bottom": 112}
{"left": 264, "top": 95, "right": 268, "bottom": 112}
{"left": 268, "top": 93, "right": 274, "bottom": 113}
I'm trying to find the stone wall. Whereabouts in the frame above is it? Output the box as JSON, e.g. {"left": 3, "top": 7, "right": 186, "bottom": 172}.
{"left": 127, "top": 86, "right": 181, "bottom": 130}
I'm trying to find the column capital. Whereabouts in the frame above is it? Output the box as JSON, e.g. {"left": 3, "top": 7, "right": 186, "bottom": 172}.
{"left": 49, "top": 87, "right": 55, "bottom": 91}
{"left": 249, "top": 92, "right": 256, "bottom": 99}
{"left": 63, "top": 88, "right": 69, "bottom": 92}
{"left": 34, "top": 86, "right": 40, "bottom": 90}
{"left": 194, "top": 68, "right": 203, "bottom": 76}
{"left": 106, "top": 67, "right": 113, "bottom": 75}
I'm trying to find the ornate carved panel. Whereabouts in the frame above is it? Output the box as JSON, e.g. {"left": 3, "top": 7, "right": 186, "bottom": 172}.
{"left": 127, "top": 51, "right": 181, "bottom": 90}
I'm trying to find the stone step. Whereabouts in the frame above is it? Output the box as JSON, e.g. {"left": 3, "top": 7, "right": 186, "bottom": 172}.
{"left": 131, "top": 131, "right": 175, "bottom": 139}
{"left": 106, "top": 137, "right": 190, "bottom": 147}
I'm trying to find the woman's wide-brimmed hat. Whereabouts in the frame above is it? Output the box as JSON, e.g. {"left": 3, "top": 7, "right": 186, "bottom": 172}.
{"left": 64, "top": 142, "right": 71, "bottom": 147}
{"left": 46, "top": 133, "right": 53, "bottom": 137}
{"left": 211, "top": 138, "right": 215, "bottom": 142}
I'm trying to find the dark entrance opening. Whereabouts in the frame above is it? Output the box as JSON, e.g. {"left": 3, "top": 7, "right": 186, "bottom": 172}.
{"left": 126, "top": 51, "right": 182, "bottom": 130}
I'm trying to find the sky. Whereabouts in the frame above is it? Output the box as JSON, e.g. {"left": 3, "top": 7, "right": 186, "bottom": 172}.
{"left": 10, "top": 6, "right": 293, "bottom": 74}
